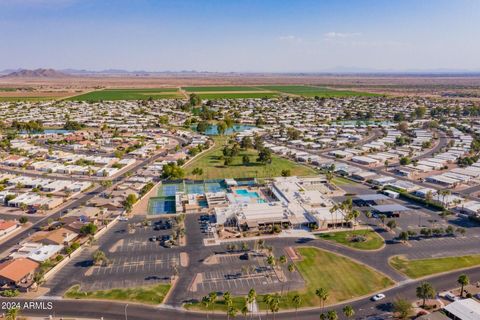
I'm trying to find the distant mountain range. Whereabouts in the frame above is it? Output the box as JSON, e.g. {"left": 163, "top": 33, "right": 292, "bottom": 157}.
{"left": 1, "top": 68, "right": 69, "bottom": 78}
{"left": 1, "top": 67, "right": 480, "bottom": 78}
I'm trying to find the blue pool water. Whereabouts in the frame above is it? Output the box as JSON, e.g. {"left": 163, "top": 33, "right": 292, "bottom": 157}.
{"left": 235, "top": 189, "right": 260, "bottom": 199}
{"left": 193, "top": 124, "right": 256, "bottom": 136}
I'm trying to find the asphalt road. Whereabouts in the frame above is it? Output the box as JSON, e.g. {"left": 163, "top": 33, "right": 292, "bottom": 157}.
{"left": 3, "top": 266, "right": 480, "bottom": 320}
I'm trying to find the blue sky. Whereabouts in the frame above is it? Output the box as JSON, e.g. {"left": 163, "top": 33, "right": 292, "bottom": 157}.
{"left": 1, "top": 0, "right": 479, "bottom": 72}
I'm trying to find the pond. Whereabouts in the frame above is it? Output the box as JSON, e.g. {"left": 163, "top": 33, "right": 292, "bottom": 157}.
{"left": 192, "top": 124, "right": 256, "bottom": 135}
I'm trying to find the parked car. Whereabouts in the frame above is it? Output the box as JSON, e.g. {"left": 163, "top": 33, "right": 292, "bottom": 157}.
{"left": 445, "top": 292, "right": 459, "bottom": 301}
{"left": 371, "top": 293, "right": 386, "bottom": 301}
{"left": 149, "top": 236, "right": 157, "bottom": 242}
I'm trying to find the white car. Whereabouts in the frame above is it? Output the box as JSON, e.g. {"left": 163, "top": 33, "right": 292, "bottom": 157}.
{"left": 118, "top": 216, "right": 128, "bottom": 222}
{"left": 371, "top": 293, "right": 386, "bottom": 301}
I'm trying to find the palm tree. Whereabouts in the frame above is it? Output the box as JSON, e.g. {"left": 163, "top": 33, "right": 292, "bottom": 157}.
{"left": 315, "top": 288, "right": 329, "bottom": 312}
{"left": 6, "top": 307, "right": 19, "bottom": 320}
{"left": 267, "top": 255, "right": 276, "bottom": 269}
{"left": 241, "top": 300, "right": 248, "bottom": 320}
{"left": 201, "top": 296, "right": 211, "bottom": 320}
{"left": 329, "top": 204, "right": 339, "bottom": 228}
{"left": 288, "top": 264, "right": 295, "bottom": 273}
{"left": 292, "top": 294, "right": 302, "bottom": 319}
{"left": 208, "top": 292, "right": 217, "bottom": 318}
{"left": 319, "top": 313, "right": 327, "bottom": 320}
{"left": 263, "top": 294, "right": 273, "bottom": 318}
{"left": 342, "top": 305, "right": 355, "bottom": 318}
{"left": 247, "top": 288, "right": 256, "bottom": 319}
{"left": 416, "top": 282, "right": 436, "bottom": 307}
{"left": 326, "top": 310, "right": 338, "bottom": 320}
{"left": 279, "top": 255, "right": 287, "bottom": 265}
{"left": 228, "top": 306, "right": 238, "bottom": 320}
{"left": 458, "top": 274, "right": 470, "bottom": 298}
{"left": 269, "top": 294, "right": 280, "bottom": 320}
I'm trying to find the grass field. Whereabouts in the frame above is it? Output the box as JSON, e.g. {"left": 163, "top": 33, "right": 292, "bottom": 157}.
{"left": 185, "top": 247, "right": 393, "bottom": 311}
{"left": 390, "top": 255, "right": 480, "bottom": 279}
{"left": 317, "top": 230, "right": 385, "bottom": 250}
{"left": 257, "top": 85, "right": 380, "bottom": 97}
{"left": 184, "top": 137, "right": 316, "bottom": 179}
{"left": 65, "top": 283, "right": 171, "bottom": 305}
{"left": 331, "top": 176, "right": 356, "bottom": 186}
{"left": 67, "top": 88, "right": 181, "bottom": 101}
{"left": 183, "top": 86, "right": 263, "bottom": 92}
{"left": 195, "top": 92, "right": 279, "bottom": 99}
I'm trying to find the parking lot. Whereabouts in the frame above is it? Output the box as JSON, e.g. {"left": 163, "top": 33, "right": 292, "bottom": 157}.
{"left": 47, "top": 216, "right": 184, "bottom": 295}
{"left": 191, "top": 248, "right": 305, "bottom": 296}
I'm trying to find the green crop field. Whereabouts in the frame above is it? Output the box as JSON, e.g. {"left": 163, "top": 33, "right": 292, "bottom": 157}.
{"left": 257, "top": 85, "right": 380, "bottom": 97}
{"left": 184, "top": 136, "right": 316, "bottom": 179}
{"left": 317, "top": 230, "right": 385, "bottom": 250}
{"left": 185, "top": 247, "right": 393, "bottom": 311}
{"left": 65, "top": 283, "right": 171, "bottom": 305}
{"left": 195, "top": 92, "right": 279, "bottom": 99}
{"left": 390, "top": 255, "right": 480, "bottom": 279}
{"left": 182, "top": 86, "right": 264, "bottom": 92}
{"left": 67, "top": 88, "right": 181, "bottom": 101}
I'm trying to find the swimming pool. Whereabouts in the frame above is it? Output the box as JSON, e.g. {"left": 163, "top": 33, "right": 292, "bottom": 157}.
{"left": 235, "top": 189, "right": 260, "bottom": 199}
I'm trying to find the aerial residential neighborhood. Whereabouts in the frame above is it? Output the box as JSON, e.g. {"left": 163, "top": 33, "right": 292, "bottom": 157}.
{"left": 1, "top": 1, "right": 480, "bottom": 320}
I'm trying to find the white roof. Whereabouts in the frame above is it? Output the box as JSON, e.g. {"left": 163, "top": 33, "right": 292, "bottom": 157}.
{"left": 444, "top": 298, "right": 480, "bottom": 320}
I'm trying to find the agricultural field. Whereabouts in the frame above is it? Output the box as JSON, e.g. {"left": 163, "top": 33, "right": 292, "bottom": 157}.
{"left": 182, "top": 86, "right": 264, "bottom": 92}
{"left": 184, "top": 136, "right": 316, "bottom": 179}
{"left": 67, "top": 88, "right": 182, "bottom": 101}
{"left": 195, "top": 92, "right": 279, "bottom": 99}
{"left": 390, "top": 255, "right": 480, "bottom": 279}
{"left": 258, "top": 85, "right": 381, "bottom": 97}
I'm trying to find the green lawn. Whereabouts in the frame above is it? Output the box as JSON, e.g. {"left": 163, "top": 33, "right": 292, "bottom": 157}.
{"left": 195, "top": 92, "right": 279, "bottom": 99}
{"left": 67, "top": 88, "right": 181, "bottom": 101}
{"left": 316, "top": 230, "right": 385, "bottom": 250}
{"left": 331, "top": 176, "right": 356, "bottom": 186}
{"left": 182, "top": 86, "right": 264, "bottom": 92}
{"left": 65, "top": 283, "right": 171, "bottom": 305}
{"left": 184, "top": 137, "right": 316, "bottom": 179}
{"left": 186, "top": 247, "right": 393, "bottom": 311}
{"left": 390, "top": 255, "right": 480, "bottom": 279}
{"left": 257, "top": 85, "right": 380, "bottom": 97}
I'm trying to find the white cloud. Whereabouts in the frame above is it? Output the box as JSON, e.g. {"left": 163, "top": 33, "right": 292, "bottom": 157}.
{"left": 324, "top": 32, "right": 362, "bottom": 39}
{"left": 278, "top": 35, "right": 303, "bottom": 43}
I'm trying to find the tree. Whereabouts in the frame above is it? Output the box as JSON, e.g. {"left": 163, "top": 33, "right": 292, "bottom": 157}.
{"left": 416, "top": 282, "right": 436, "bottom": 307}
{"left": 393, "top": 298, "right": 412, "bottom": 319}
{"left": 196, "top": 121, "right": 210, "bottom": 133}
{"left": 386, "top": 220, "right": 397, "bottom": 231}
{"left": 292, "top": 294, "right": 302, "bottom": 319}
{"left": 399, "top": 157, "right": 411, "bottom": 165}
{"left": 342, "top": 305, "right": 354, "bottom": 318}
{"left": 257, "top": 148, "right": 272, "bottom": 164}
{"left": 208, "top": 292, "right": 217, "bottom": 318}
{"left": 19, "top": 216, "right": 28, "bottom": 224}
{"left": 326, "top": 310, "right": 338, "bottom": 320}
{"left": 217, "top": 121, "right": 228, "bottom": 135}
{"left": 240, "top": 136, "right": 253, "bottom": 149}
{"left": 201, "top": 296, "right": 211, "bottom": 320}
{"left": 458, "top": 274, "right": 469, "bottom": 298}
{"left": 281, "top": 169, "right": 291, "bottom": 177}
{"left": 315, "top": 288, "right": 329, "bottom": 311}
{"left": 5, "top": 307, "right": 19, "bottom": 320}
{"left": 80, "top": 222, "right": 98, "bottom": 236}
{"left": 399, "top": 231, "right": 409, "bottom": 242}
{"left": 189, "top": 93, "right": 202, "bottom": 106}
{"left": 267, "top": 255, "right": 276, "bottom": 269}
{"left": 93, "top": 250, "right": 108, "bottom": 266}
{"left": 269, "top": 294, "right": 280, "bottom": 320}
{"left": 242, "top": 154, "right": 250, "bottom": 165}
{"left": 192, "top": 167, "right": 204, "bottom": 177}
